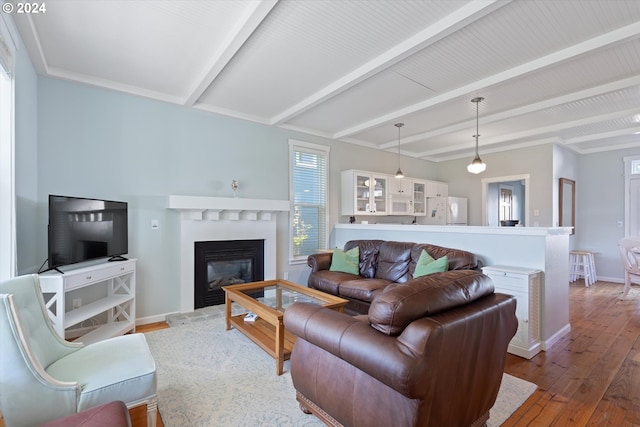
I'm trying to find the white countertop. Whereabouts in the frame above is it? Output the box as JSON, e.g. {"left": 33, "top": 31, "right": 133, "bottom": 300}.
{"left": 335, "top": 223, "right": 572, "bottom": 236}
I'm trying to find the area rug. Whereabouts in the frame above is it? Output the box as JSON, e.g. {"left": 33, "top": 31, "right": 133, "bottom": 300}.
{"left": 144, "top": 315, "right": 537, "bottom": 427}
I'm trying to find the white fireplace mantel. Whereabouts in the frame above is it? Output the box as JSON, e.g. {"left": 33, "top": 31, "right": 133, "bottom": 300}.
{"left": 167, "top": 195, "right": 290, "bottom": 221}
{"left": 167, "top": 195, "right": 289, "bottom": 313}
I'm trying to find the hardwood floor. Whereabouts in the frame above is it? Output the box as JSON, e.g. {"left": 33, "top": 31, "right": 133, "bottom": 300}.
{"left": 3, "top": 281, "right": 638, "bottom": 426}
{"left": 503, "top": 280, "right": 640, "bottom": 426}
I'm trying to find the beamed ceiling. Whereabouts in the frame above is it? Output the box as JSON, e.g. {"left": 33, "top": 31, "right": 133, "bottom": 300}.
{"left": 10, "top": 0, "right": 640, "bottom": 161}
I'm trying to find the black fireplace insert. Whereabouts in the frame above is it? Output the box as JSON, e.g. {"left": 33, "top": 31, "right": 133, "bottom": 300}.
{"left": 194, "top": 239, "right": 265, "bottom": 309}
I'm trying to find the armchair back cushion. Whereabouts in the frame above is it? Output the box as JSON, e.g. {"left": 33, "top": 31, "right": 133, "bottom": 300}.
{"left": 368, "top": 270, "right": 494, "bottom": 335}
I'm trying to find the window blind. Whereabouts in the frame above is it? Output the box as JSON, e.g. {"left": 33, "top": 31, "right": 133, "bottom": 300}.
{"left": 290, "top": 143, "right": 328, "bottom": 260}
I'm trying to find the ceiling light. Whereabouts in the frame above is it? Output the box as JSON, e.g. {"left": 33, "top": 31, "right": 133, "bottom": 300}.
{"left": 467, "top": 97, "right": 487, "bottom": 174}
{"left": 395, "top": 123, "right": 404, "bottom": 178}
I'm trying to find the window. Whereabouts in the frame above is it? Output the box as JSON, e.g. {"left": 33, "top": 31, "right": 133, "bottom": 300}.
{"left": 624, "top": 155, "right": 640, "bottom": 238}
{"left": 0, "top": 15, "right": 16, "bottom": 280}
{"left": 289, "top": 140, "right": 329, "bottom": 262}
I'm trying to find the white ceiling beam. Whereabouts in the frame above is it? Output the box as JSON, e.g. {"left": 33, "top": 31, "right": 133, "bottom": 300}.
{"left": 379, "top": 75, "right": 640, "bottom": 150}
{"left": 334, "top": 20, "right": 640, "bottom": 140}
{"left": 269, "top": 0, "right": 510, "bottom": 126}
{"left": 412, "top": 107, "right": 639, "bottom": 158}
{"left": 485, "top": 107, "right": 640, "bottom": 144}
{"left": 184, "top": 0, "right": 279, "bottom": 106}
{"left": 564, "top": 125, "right": 640, "bottom": 145}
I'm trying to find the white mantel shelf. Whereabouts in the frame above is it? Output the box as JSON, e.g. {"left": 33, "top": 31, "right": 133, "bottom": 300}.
{"left": 167, "top": 195, "right": 290, "bottom": 221}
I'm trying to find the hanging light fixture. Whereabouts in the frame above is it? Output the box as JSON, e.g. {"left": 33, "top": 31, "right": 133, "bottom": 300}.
{"left": 467, "top": 97, "right": 487, "bottom": 174}
{"left": 395, "top": 122, "right": 404, "bottom": 178}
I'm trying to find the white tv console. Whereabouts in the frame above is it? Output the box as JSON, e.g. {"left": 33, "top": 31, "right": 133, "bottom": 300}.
{"left": 39, "top": 258, "right": 136, "bottom": 345}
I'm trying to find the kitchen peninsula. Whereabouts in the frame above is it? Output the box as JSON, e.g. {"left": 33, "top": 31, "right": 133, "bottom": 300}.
{"left": 334, "top": 223, "right": 572, "bottom": 352}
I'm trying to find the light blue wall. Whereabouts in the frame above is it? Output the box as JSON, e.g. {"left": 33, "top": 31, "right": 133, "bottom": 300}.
{"left": 13, "top": 21, "right": 40, "bottom": 274}
{"left": 34, "top": 77, "right": 437, "bottom": 320}
{"left": 577, "top": 147, "right": 640, "bottom": 280}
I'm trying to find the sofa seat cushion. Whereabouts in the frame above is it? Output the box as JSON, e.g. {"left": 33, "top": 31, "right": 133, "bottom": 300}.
{"left": 339, "top": 278, "right": 392, "bottom": 302}
{"left": 308, "top": 270, "right": 361, "bottom": 295}
{"left": 368, "top": 270, "right": 494, "bottom": 335}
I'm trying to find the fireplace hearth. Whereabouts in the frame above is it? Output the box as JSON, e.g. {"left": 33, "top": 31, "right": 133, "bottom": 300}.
{"left": 194, "top": 239, "right": 264, "bottom": 309}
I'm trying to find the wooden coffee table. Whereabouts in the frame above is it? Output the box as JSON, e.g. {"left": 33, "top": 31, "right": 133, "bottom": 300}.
{"left": 223, "top": 279, "right": 348, "bottom": 375}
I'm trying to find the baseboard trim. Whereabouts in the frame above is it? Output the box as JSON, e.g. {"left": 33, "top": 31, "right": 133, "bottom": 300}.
{"left": 543, "top": 323, "right": 571, "bottom": 351}
{"left": 136, "top": 311, "right": 180, "bottom": 326}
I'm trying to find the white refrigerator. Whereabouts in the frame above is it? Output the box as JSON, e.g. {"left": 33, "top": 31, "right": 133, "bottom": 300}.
{"left": 426, "top": 196, "right": 468, "bottom": 225}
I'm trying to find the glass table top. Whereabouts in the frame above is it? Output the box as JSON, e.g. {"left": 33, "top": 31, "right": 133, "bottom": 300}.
{"left": 240, "top": 284, "right": 329, "bottom": 312}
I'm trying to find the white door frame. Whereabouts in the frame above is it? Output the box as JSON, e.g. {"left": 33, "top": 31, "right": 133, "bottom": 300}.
{"left": 624, "top": 156, "right": 640, "bottom": 238}
{"left": 481, "top": 174, "right": 530, "bottom": 227}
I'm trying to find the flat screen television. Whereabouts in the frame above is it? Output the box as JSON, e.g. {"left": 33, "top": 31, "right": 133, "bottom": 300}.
{"left": 48, "top": 195, "right": 128, "bottom": 270}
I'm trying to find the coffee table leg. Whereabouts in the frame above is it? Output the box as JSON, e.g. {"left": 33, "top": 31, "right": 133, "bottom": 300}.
{"left": 276, "top": 318, "right": 284, "bottom": 375}
{"left": 225, "top": 292, "right": 232, "bottom": 331}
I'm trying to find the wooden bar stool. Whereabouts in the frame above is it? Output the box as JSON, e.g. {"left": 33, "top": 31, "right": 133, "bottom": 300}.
{"left": 570, "top": 250, "right": 596, "bottom": 286}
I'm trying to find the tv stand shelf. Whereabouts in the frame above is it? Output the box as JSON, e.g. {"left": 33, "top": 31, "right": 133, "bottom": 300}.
{"left": 39, "top": 259, "right": 136, "bottom": 345}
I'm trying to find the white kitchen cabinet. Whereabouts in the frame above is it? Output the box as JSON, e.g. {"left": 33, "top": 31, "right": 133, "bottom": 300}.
{"left": 426, "top": 180, "right": 448, "bottom": 197}
{"left": 388, "top": 177, "right": 414, "bottom": 215}
{"left": 39, "top": 259, "right": 137, "bottom": 344}
{"left": 482, "top": 265, "right": 541, "bottom": 359}
{"left": 341, "top": 170, "right": 389, "bottom": 215}
{"left": 412, "top": 180, "right": 427, "bottom": 216}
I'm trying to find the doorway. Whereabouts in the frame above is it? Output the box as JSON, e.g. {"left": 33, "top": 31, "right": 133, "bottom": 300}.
{"left": 500, "top": 186, "right": 514, "bottom": 222}
{"left": 482, "top": 174, "right": 530, "bottom": 227}
{"left": 624, "top": 156, "right": 640, "bottom": 237}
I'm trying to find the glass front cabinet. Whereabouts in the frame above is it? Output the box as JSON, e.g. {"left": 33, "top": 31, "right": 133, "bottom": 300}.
{"left": 341, "top": 170, "right": 388, "bottom": 215}
{"left": 412, "top": 180, "right": 427, "bottom": 216}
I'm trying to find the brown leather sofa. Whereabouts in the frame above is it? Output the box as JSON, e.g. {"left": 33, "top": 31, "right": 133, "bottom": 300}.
{"left": 308, "top": 239, "right": 480, "bottom": 314}
{"left": 284, "top": 270, "right": 517, "bottom": 427}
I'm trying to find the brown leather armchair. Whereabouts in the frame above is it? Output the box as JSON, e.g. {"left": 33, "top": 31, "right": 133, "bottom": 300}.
{"left": 284, "top": 270, "right": 517, "bottom": 427}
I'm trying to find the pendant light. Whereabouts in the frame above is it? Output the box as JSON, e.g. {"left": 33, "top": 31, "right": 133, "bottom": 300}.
{"left": 467, "top": 97, "right": 487, "bottom": 174}
{"left": 395, "top": 122, "right": 404, "bottom": 178}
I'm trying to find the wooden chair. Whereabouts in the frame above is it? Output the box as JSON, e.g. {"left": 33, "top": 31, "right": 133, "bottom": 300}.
{"left": 618, "top": 238, "right": 640, "bottom": 298}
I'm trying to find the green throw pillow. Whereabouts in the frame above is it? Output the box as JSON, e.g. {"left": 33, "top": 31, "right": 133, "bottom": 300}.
{"left": 413, "top": 250, "right": 448, "bottom": 277}
{"left": 329, "top": 247, "right": 360, "bottom": 275}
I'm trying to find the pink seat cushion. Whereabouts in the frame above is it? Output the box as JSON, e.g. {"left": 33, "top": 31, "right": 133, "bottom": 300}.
{"left": 39, "top": 401, "right": 131, "bottom": 427}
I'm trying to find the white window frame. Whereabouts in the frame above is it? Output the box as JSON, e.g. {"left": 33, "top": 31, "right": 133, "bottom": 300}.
{"left": 288, "top": 140, "right": 330, "bottom": 263}
{"left": 624, "top": 155, "right": 640, "bottom": 238}
{"left": 0, "top": 11, "right": 16, "bottom": 280}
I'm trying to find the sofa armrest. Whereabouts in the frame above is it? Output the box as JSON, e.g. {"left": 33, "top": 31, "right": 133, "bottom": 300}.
{"left": 307, "top": 252, "right": 332, "bottom": 272}
{"left": 284, "top": 302, "right": 420, "bottom": 395}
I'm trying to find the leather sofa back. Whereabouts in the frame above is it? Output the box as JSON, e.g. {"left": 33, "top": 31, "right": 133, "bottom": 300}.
{"left": 343, "top": 239, "right": 478, "bottom": 280}
{"left": 344, "top": 239, "right": 383, "bottom": 278}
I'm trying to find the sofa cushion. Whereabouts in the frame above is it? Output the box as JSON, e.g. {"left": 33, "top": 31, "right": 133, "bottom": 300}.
{"left": 368, "top": 270, "right": 494, "bottom": 335}
{"left": 344, "top": 240, "right": 383, "bottom": 278}
{"left": 374, "top": 241, "right": 413, "bottom": 283}
{"left": 414, "top": 252, "right": 448, "bottom": 277}
{"left": 338, "top": 278, "right": 392, "bottom": 302}
{"left": 330, "top": 247, "right": 359, "bottom": 274}
{"left": 308, "top": 270, "right": 361, "bottom": 295}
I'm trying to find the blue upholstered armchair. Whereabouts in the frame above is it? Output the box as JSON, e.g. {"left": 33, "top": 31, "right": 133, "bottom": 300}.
{"left": 0, "top": 274, "right": 157, "bottom": 427}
